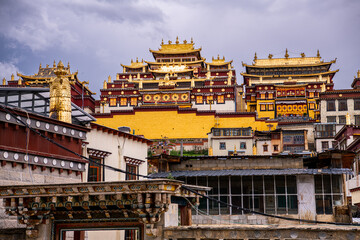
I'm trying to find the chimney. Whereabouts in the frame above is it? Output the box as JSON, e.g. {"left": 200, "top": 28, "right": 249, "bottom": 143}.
{"left": 49, "top": 61, "right": 72, "bottom": 123}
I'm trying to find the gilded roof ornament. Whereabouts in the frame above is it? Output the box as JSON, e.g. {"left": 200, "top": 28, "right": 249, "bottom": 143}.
{"left": 161, "top": 39, "right": 164, "bottom": 45}
{"left": 108, "top": 75, "right": 111, "bottom": 83}
{"left": 131, "top": 59, "right": 133, "bottom": 63}
{"left": 317, "top": 50, "right": 321, "bottom": 58}
{"left": 39, "top": 63, "right": 42, "bottom": 69}
{"left": 285, "top": 49, "right": 289, "bottom": 59}
{"left": 268, "top": 54, "right": 273, "bottom": 59}
{"left": 254, "top": 52, "right": 257, "bottom": 61}
{"left": 168, "top": 40, "right": 172, "bottom": 44}
{"left": 67, "top": 62, "right": 70, "bottom": 69}
{"left": 136, "top": 57, "right": 139, "bottom": 63}
{"left": 357, "top": 70, "right": 360, "bottom": 78}
{"left": 2, "top": 77, "right": 6, "bottom": 85}
{"left": 183, "top": 40, "right": 187, "bottom": 44}
{"left": 191, "top": 38, "right": 193, "bottom": 44}
{"left": 11, "top": 73, "right": 14, "bottom": 81}
{"left": 53, "top": 60, "right": 56, "bottom": 68}
{"left": 175, "top": 36, "right": 179, "bottom": 44}
{"left": 301, "top": 53, "right": 305, "bottom": 58}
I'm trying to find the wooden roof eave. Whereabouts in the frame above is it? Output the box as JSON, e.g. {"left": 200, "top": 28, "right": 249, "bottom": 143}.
{"left": 240, "top": 69, "right": 339, "bottom": 78}
{"left": 120, "top": 63, "right": 148, "bottom": 69}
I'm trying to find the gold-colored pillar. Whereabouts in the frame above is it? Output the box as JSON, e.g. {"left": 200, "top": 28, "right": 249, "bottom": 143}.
{"left": 49, "top": 61, "right": 72, "bottom": 123}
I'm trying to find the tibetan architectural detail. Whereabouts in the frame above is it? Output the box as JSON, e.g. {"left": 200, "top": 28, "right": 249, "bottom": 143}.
{"left": 99, "top": 38, "right": 238, "bottom": 113}
{"left": 11, "top": 61, "right": 96, "bottom": 113}
{"left": 241, "top": 51, "right": 338, "bottom": 120}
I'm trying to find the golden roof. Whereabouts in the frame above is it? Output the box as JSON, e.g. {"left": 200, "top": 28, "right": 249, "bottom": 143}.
{"left": 206, "top": 55, "right": 233, "bottom": 66}
{"left": 244, "top": 50, "right": 336, "bottom": 68}
{"left": 121, "top": 58, "right": 147, "bottom": 68}
{"left": 149, "top": 37, "right": 201, "bottom": 54}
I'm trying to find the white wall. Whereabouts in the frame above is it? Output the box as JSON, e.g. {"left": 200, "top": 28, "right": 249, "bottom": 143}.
{"left": 210, "top": 138, "right": 253, "bottom": 155}
{"left": 84, "top": 127, "right": 148, "bottom": 182}
{"left": 192, "top": 100, "right": 235, "bottom": 112}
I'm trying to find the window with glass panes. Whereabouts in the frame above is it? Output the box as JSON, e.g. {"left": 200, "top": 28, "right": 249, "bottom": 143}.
{"left": 120, "top": 98, "right": 127, "bottom": 106}
{"left": 182, "top": 175, "right": 298, "bottom": 215}
{"left": 217, "top": 95, "right": 225, "bottom": 104}
{"left": 109, "top": 98, "right": 117, "bottom": 106}
{"left": 355, "top": 115, "right": 360, "bottom": 126}
{"left": 338, "top": 100, "right": 348, "bottom": 111}
{"left": 327, "top": 116, "right": 336, "bottom": 123}
{"left": 338, "top": 115, "right": 346, "bottom": 124}
{"left": 88, "top": 157, "right": 102, "bottom": 182}
{"left": 327, "top": 100, "right": 336, "bottom": 111}
{"left": 314, "top": 175, "right": 343, "bottom": 214}
{"left": 130, "top": 97, "right": 137, "bottom": 106}
{"left": 196, "top": 96, "right": 203, "bottom": 104}
{"left": 355, "top": 99, "right": 360, "bottom": 110}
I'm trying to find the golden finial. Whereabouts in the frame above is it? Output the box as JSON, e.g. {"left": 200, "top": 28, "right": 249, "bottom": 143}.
{"left": 254, "top": 52, "right": 257, "bottom": 61}
{"left": 168, "top": 40, "right": 172, "bottom": 44}
{"left": 53, "top": 60, "right": 56, "bottom": 68}
{"left": 67, "top": 62, "right": 70, "bottom": 68}
{"left": 136, "top": 57, "right": 138, "bottom": 63}
{"left": 57, "top": 60, "right": 64, "bottom": 69}
{"left": 141, "top": 58, "right": 144, "bottom": 63}
{"left": 2, "top": 77, "right": 6, "bottom": 85}
{"left": 108, "top": 75, "right": 111, "bottom": 83}
{"left": 317, "top": 49, "right": 320, "bottom": 58}
{"left": 46, "top": 64, "right": 49, "bottom": 68}
{"left": 217, "top": 54, "right": 220, "bottom": 60}
{"left": 175, "top": 36, "right": 179, "bottom": 44}
{"left": 18, "top": 77, "right": 22, "bottom": 85}
{"left": 161, "top": 39, "right": 164, "bottom": 45}
{"left": 301, "top": 53, "right": 305, "bottom": 58}
{"left": 223, "top": 56, "right": 225, "bottom": 60}
{"left": 11, "top": 73, "right": 14, "bottom": 81}
{"left": 190, "top": 38, "right": 193, "bottom": 44}
{"left": 39, "top": 63, "right": 42, "bottom": 69}
{"left": 183, "top": 39, "right": 187, "bottom": 44}
{"left": 103, "top": 80, "right": 107, "bottom": 89}
{"left": 131, "top": 59, "right": 133, "bottom": 63}
{"left": 357, "top": 70, "right": 360, "bottom": 78}
{"left": 285, "top": 49, "right": 289, "bottom": 58}
{"left": 268, "top": 54, "right": 273, "bottom": 59}
{"left": 212, "top": 56, "right": 214, "bottom": 61}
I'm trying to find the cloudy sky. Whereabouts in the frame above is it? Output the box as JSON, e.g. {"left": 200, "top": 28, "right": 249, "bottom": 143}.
{"left": 0, "top": 0, "right": 359, "bottom": 98}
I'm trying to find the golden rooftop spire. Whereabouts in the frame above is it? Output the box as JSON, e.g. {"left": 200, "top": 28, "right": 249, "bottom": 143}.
{"left": 2, "top": 78, "right": 6, "bottom": 85}
{"left": 254, "top": 52, "right": 257, "bottom": 61}
{"left": 301, "top": 53, "right": 305, "bottom": 58}
{"left": 136, "top": 57, "right": 139, "bottom": 63}
{"left": 285, "top": 49, "right": 289, "bottom": 58}
{"left": 175, "top": 36, "right": 179, "bottom": 44}
{"left": 131, "top": 59, "right": 133, "bottom": 63}
{"left": 39, "top": 63, "right": 42, "bottom": 69}
{"left": 317, "top": 49, "right": 321, "bottom": 58}
{"left": 161, "top": 39, "right": 164, "bottom": 45}
{"left": 67, "top": 62, "right": 70, "bottom": 69}
{"left": 268, "top": 54, "right": 273, "bottom": 59}
{"left": 357, "top": 70, "right": 360, "bottom": 78}
{"left": 53, "top": 60, "right": 56, "bottom": 68}
{"left": 191, "top": 37, "right": 193, "bottom": 44}
{"left": 11, "top": 73, "right": 14, "bottom": 81}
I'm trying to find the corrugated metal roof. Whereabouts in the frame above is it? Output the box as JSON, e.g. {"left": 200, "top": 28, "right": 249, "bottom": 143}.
{"left": 149, "top": 168, "right": 353, "bottom": 178}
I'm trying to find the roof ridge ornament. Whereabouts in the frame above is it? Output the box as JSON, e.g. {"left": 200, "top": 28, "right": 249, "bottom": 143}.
{"left": 39, "top": 63, "right": 42, "bottom": 69}
{"left": 301, "top": 53, "right": 305, "bottom": 58}
{"left": 317, "top": 49, "right": 321, "bottom": 58}
{"left": 268, "top": 54, "right": 273, "bottom": 59}
{"left": 254, "top": 52, "right": 257, "bottom": 61}
{"left": 285, "top": 49, "right": 289, "bottom": 59}
{"left": 161, "top": 39, "right": 164, "bottom": 45}
{"left": 175, "top": 36, "right": 179, "bottom": 44}
{"left": 191, "top": 37, "right": 193, "bottom": 44}
{"left": 53, "top": 60, "right": 56, "bottom": 68}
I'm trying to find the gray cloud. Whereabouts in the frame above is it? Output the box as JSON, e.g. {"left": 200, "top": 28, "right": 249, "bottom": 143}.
{"left": 0, "top": 0, "right": 359, "bottom": 95}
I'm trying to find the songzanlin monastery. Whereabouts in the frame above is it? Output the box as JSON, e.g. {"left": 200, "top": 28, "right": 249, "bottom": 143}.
{"left": 8, "top": 38, "right": 338, "bottom": 146}
{"left": 92, "top": 38, "right": 278, "bottom": 142}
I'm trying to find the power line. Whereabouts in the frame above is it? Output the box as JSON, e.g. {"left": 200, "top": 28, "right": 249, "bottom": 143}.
{"left": 1, "top": 103, "right": 360, "bottom": 226}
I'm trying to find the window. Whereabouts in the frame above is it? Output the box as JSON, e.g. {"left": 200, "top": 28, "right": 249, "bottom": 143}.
{"left": 315, "top": 124, "right": 336, "bottom": 138}
{"left": 315, "top": 175, "right": 343, "bottom": 214}
{"left": 355, "top": 99, "right": 360, "bottom": 110}
{"left": 130, "top": 97, "right": 137, "bottom": 106}
{"left": 263, "top": 145, "right": 268, "bottom": 152}
{"left": 327, "top": 116, "right": 336, "bottom": 123}
{"left": 251, "top": 95, "right": 256, "bottom": 101}
{"left": 327, "top": 100, "right": 336, "bottom": 111}
{"left": 190, "top": 175, "right": 297, "bottom": 215}
{"left": 219, "top": 142, "right": 226, "bottom": 150}
{"left": 196, "top": 95, "right": 203, "bottom": 104}
{"left": 233, "top": 129, "right": 241, "bottom": 136}
{"left": 268, "top": 93, "right": 273, "bottom": 99}
{"left": 273, "top": 145, "right": 279, "bottom": 151}
{"left": 309, "top": 103, "right": 315, "bottom": 110}
{"left": 338, "top": 100, "right": 347, "bottom": 111}
{"left": 217, "top": 95, "right": 225, "bottom": 104}
{"left": 240, "top": 142, "right": 246, "bottom": 149}
{"left": 223, "top": 129, "right": 231, "bottom": 136}
{"left": 88, "top": 158, "right": 102, "bottom": 182}
{"left": 321, "top": 141, "right": 329, "bottom": 150}
{"left": 260, "top": 93, "right": 266, "bottom": 99}
{"left": 338, "top": 115, "right": 346, "bottom": 124}
{"left": 126, "top": 164, "right": 138, "bottom": 180}
{"left": 355, "top": 115, "right": 360, "bottom": 126}
{"left": 120, "top": 98, "right": 127, "bottom": 106}
{"left": 109, "top": 98, "right": 117, "bottom": 107}
{"left": 206, "top": 95, "right": 214, "bottom": 104}
{"left": 268, "top": 104, "right": 274, "bottom": 111}
{"left": 213, "top": 129, "right": 221, "bottom": 136}
{"left": 309, "top": 92, "right": 314, "bottom": 98}
{"left": 260, "top": 104, "right": 266, "bottom": 111}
